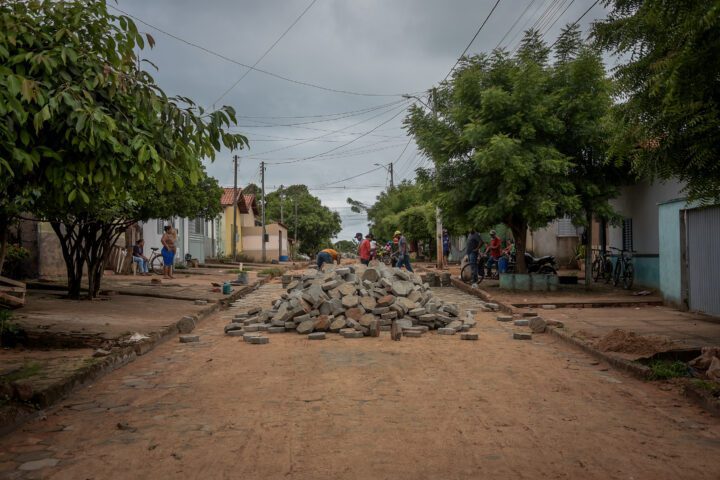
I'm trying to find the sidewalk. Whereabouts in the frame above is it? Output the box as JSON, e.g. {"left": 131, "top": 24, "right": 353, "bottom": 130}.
{"left": 1, "top": 268, "right": 275, "bottom": 434}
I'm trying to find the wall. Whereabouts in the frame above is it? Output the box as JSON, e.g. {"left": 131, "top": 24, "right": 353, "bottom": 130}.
{"left": 528, "top": 220, "right": 580, "bottom": 267}
{"left": 221, "top": 205, "right": 243, "bottom": 258}
{"left": 241, "top": 224, "right": 288, "bottom": 262}
{"left": 36, "top": 222, "right": 66, "bottom": 278}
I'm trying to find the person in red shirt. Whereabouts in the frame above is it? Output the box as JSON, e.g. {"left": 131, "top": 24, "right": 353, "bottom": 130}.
{"left": 358, "top": 233, "right": 372, "bottom": 266}
{"left": 484, "top": 229, "right": 503, "bottom": 274}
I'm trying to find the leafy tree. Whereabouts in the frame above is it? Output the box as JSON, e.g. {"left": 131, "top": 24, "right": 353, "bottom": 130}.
{"left": 406, "top": 32, "right": 579, "bottom": 272}
{"left": 349, "top": 181, "right": 436, "bottom": 255}
{"left": 333, "top": 239, "right": 357, "bottom": 255}
{"left": 264, "top": 185, "right": 341, "bottom": 255}
{"left": 0, "top": 1, "right": 246, "bottom": 296}
{"left": 593, "top": 0, "right": 720, "bottom": 201}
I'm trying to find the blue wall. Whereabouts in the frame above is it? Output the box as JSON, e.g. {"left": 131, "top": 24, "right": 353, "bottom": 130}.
{"left": 658, "top": 200, "right": 688, "bottom": 306}
{"left": 610, "top": 255, "right": 659, "bottom": 288}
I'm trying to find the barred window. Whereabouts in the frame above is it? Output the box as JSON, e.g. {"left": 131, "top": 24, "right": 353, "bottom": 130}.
{"left": 622, "top": 218, "right": 633, "bottom": 251}
{"left": 556, "top": 216, "right": 578, "bottom": 237}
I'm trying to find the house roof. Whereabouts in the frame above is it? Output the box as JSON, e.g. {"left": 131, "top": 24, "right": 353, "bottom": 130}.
{"left": 243, "top": 194, "right": 259, "bottom": 216}
{"left": 221, "top": 188, "right": 249, "bottom": 213}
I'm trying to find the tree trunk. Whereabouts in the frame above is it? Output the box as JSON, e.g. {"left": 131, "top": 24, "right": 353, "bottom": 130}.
{"left": 51, "top": 220, "right": 85, "bottom": 299}
{"left": 509, "top": 219, "right": 528, "bottom": 273}
{"left": 0, "top": 214, "right": 8, "bottom": 275}
{"left": 585, "top": 210, "right": 593, "bottom": 290}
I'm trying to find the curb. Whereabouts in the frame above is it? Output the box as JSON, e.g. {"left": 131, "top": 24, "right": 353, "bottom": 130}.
{"left": 450, "top": 278, "right": 514, "bottom": 314}
{"left": 1, "top": 278, "right": 269, "bottom": 438}
{"left": 545, "top": 326, "right": 652, "bottom": 380}
{"left": 682, "top": 380, "right": 720, "bottom": 417}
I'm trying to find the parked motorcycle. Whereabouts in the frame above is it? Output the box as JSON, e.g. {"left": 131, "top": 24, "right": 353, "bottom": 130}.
{"left": 503, "top": 253, "right": 557, "bottom": 274}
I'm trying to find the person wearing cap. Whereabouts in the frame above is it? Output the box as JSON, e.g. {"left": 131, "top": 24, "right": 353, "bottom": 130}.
{"left": 358, "top": 233, "right": 372, "bottom": 266}
{"left": 393, "top": 230, "right": 413, "bottom": 272}
{"left": 316, "top": 248, "right": 341, "bottom": 269}
{"left": 485, "top": 229, "right": 503, "bottom": 275}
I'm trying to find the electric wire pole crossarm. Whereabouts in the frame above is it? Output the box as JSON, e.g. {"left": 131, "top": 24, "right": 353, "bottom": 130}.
{"left": 374, "top": 162, "right": 394, "bottom": 189}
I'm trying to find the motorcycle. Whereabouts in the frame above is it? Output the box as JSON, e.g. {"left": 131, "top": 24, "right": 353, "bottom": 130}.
{"left": 503, "top": 252, "right": 557, "bottom": 274}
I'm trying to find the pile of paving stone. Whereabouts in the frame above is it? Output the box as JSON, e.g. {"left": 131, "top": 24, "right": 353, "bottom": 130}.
{"left": 225, "top": 264, "right": 481, "bottom": 342}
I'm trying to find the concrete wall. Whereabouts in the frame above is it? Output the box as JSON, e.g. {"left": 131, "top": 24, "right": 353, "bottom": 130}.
{"left": 220, "top": 205, "right": 244, "bottom": 257}
{"left": 241, "top": 223, "right": 288, "bottom": 262}
{"left": 658, "top": 200, "right": 686, "bottom": 306}
{"left": 528, "top": 220, "right": 580, "bottom": 267}
{"left": 37, "top": 222, "right": 66, "bottom": 278}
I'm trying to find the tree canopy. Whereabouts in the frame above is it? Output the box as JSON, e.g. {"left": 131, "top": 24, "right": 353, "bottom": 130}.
{"left": 593, "top": 0, "right": 720, "bottom": 201}
{"left": 0, "top": 0, "right": 247, "bottom": 296}
{"left": 264, "top": 185, "right": 341, "bottom": 255}
{"left": 405, "top": 30, "right": 618, "bottom": 271}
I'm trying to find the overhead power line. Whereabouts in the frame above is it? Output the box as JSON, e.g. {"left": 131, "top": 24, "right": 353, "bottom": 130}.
{"left": 212, "top": 0, "right": 318, "bottom": 107}
{"left": 549, "top": 0, "right": 601, "bottom": 47}
{"left": 107, "top": 4, "right": 413, "bottom": 99}
{"left": 495, "top": 0, "right": 540, "bottom": 50}
{"left": 444, "top": 0, "right": 502, "bottom": 81}
{"left": 317, "top": 166, "right": 385, "bottom": 188}
{"left": 539, "top": 0, "right": 577, "bottom": 38}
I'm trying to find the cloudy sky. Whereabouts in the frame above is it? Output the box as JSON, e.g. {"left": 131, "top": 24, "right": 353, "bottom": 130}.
{"left": 113, "top": 0, "right": 610, "bottom": 240}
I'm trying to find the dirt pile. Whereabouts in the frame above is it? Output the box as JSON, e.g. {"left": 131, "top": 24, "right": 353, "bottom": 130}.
{"left": 225, "top": 264, "right": 476, "bottom": 340}
{"left": 595, "top": 328, "right": 674, "bottom": 356}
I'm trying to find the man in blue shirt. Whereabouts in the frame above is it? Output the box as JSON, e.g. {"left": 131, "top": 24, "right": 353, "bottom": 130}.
{"left": 442, "top": 229, "right": 450, "bottom": 268}
{"left": 465, "top": 229, "right": 481, "bottom": 283}
{"left": 394, "top": 230, "right": 413, "bottom": 272}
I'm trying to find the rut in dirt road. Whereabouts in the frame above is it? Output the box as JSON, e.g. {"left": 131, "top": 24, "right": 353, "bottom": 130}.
{"left": 1, "top": 283, "right": 719, "bottom": 480}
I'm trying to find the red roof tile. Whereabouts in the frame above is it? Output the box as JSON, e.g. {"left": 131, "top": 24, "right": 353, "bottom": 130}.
{"left": 221, "top": 188, "right": 249, "bottom": 213}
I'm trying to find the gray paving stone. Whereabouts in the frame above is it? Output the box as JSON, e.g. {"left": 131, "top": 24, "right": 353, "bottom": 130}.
{"left": 308, "top": 332, "right": 326, "bottom": 340}
{"left": 247, "top": 336, "right": 269, "bottom": 344}
{"left": 513, "top": 332, "right": 532, "bottom": 340}
{"left": 267, "top": 326, "right": 286, "bottom": 333}
{"left": 513, "top": 319, "right": 529, "bottom": 326}
{"left": 226, "top": 330, "right": 246, "bottom": 337}
{"left": 179, "top": 335, "right": 199, "bottom": 343}
{"left": 497, "top": 315, "right": 513, "bottom": 322}
{"left": 437, "top": 328, "right": 456, "bottom": 335}
{"left": 461, "top": 333, "right": 479, "bottom": 341}
{"left": 341, "top": 330, "right": 364, "bottom": 339}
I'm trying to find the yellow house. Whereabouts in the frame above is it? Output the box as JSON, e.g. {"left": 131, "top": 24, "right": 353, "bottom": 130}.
{"left": 216, "top": 188, "right": 261, "bottom": 259}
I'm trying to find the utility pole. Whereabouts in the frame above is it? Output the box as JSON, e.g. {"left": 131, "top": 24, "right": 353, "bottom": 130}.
{"left": 294, "top": 199, "right": 298, "bottom": 259}
{"left": 279, "top": 185, "right": 284, "bottom": 224}
{"left": 261, "top": 161, "right": 266, "bottom": 263}
{"left": 389, "top": 162, "right": 394, "bottom": 189}
{"left": 232, "top": 154, "right": 239, "bottom": 262}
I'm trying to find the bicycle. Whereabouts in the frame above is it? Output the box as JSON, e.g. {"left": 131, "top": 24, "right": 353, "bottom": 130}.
{"left": 591, "top": 248, "right": 613, "bottom": 283}
{"left": 460, "top": 253, "right": 491, "bottom": 284}
{"left": 148, "top": 247, "right": 164, "bottom": 275}
{"left": 610, "top": 247, "right": 635, "bottom": 289}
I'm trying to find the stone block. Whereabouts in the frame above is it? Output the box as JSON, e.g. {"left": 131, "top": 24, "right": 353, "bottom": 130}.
{"left": 345, "top": 307, "right": 363, "bottom": 321}
{"left": 372, "top": 307, "right": 390, "bottom": 315}
{"left": 329, "top": 316, "right": 348, "bottom": 332}
{"left": 513, "top": 332, "right": 532, "bottom": 340}
{"left": 437, "top": 328, "right": 456, "bottom": 335}
{"left": 224, "top": 323, "right": 244, "bottom": 333}
{"left": 308, "top": 332, "right": 326, "bottom": 340}
{"left": 522, "top": 311, "right": 538, "bottom": 317}
{"left": 376, "top": 295, "right": 396, "bottom": 307}
{"left": 194, "top": 300, "right": 207, "bottom": 305}
{"left": 244, "top": 325, "right": 261, "bottom": 332}
{"left": 247, "top": 336, "right": 270, "bottom": 344}
{"left": 381, "top": 311, "right": 398, "bottom": 320}
{"left": 362, "top": 268, "right": 380, "bottom": 283}
{"left": 529, "top": 317, "right": 547, "bottom": 333}
{"left": 296, "top": 320, "right": 315, "bottom": 334}
{"left": 341, "top": 330, "right": 364, "bottom": 339}
{"left": 360, "top": 296, "right": 377, "bottom": 311}
{"left": 404, "top": 330, "right": 423, "bottom": 338}
{"left": 496, "top": 315, "right": 513, "bottom": 322}
{"left": 461, "top": 333, "right": 479, "bottom": 341}
{"left": 268, "top": 327, "right": 286, "bottom": 333}
{"left": 342, "top": 295, "right": 359, "bottom": 308}
{"left": 409, "top": 308, "right": 426, "bottom": 317}
{"left": 226, "top": 329, "right": 246, "bottom": 337}
{"left": 247, "top": 306, "right": 262, "bottom": 315}
{"left": 391, "top": 280, "right": 414, "bottom": 297}
{"left": 447, "top": 320, "right": 463, "bottom": 331}
{"left": 284, "top": 321, "right": 297, "bottom": 330}
{"left": 179, "top": 335, "right": 199, "bottom": 343}
{"left": 313, "top": 315, "right": 331, "bottom": 331}
{"left": 541, "top": 304, "right": 557, "bottom": 310}
{"left": 513, "top": 319, "right": 529, "bottom": 327}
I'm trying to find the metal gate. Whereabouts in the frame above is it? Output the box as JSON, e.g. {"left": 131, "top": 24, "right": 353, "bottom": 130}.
{"left": 686, "top": 206, "right": 720, "bottom": 316}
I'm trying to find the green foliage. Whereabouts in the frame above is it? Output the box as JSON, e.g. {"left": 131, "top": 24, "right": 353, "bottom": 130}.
{"left": 0, "top": 244, "right": 30, "bottom": 279}
{"left": 259, "top": 267, "right": 284, "bottom": 277}
{"left": 2, "top": 361, "right": 42, "bottom": 383}
{"left": 0, "top": 309, "right": 21, "bottom": 347}
{"left": 0, "top": 1, "right": 247, "bottom": 297}
{"left": 264, "top": 185, "right": 341, "bottom": 255}
{"left": 593, "top": 0, "right": 720, "bottom": 201}
{"left": 648, "top": 360, "right": 689, "bottom": 380}
{"left": 406, "top": 30, "right": 620, "bottom": 271}
{"left": 333, "top": 239, "right": 357, "bottom": 254}
{"left": 350, "top": 181, "right": 435, "bottom": 245}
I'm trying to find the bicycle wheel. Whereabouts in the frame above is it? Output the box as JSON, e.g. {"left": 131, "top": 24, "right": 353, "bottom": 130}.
{"left": 591, "top": 257, "right": 601, "bottom": 282}
{"left": 603, "top": 258, "right": 613, "bottom": 283}
{"left": 623, "top": 263, "right": 634, "bottom": 290}
{"left": 460, "top": 264, "right": 473, "bottom": 283}
{"left": 151, "top": 255, "right": 164, "bottom": 275}
{"left": 612, "top": 258, "right": 622, "bottom": 287}
{"left": 539, "top": 265, "right": 557, "bottom": 275}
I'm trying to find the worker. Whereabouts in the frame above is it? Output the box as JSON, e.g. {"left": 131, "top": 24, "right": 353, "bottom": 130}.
{"left": 316, "top": 248, "right": 341, "bottom": 270}
{"left": 393, "top": 230, "right": 413, "bottom": 272}
{"left": 358, "top": 233, "right": 372, "bottom": 266}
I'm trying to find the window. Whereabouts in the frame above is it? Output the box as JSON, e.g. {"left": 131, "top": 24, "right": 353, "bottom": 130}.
{"left": 622, "top": 218, "right": 633, "bottom": 251}
{"left": 193, "top": 217, "right": 204, "bottom": 235}
{"left": 156, "top": 219, "right": 164, "bottom": 235}
{"left": 557, "top": 216, "right": 578, "bottom": 237}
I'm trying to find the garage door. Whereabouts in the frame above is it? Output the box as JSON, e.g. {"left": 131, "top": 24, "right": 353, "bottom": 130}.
{"left": 687, "top": 206, "right": 720, "bottom": 316}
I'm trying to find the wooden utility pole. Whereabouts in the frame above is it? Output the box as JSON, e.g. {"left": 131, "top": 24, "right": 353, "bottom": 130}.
{"left": 232, "top": 154, "right": 239, "bottom": 261}
{"left": 389, "top": 162, "right": 394, "bottom": 189}
{"left": 294, "top": 198, "right": 298, "bottom": 259}
{"left": 261, "top": 161, "right": 266, "bottom": 263}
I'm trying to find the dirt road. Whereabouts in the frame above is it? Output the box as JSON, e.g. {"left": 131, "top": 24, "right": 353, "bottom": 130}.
{"left": 2, "top": 283, "right": 719, "bottom": 479}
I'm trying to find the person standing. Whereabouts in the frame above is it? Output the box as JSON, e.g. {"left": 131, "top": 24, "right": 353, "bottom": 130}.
{"left": 358, "top": 234, "right": 372, "bottom": 266}
{"left": 394, "top": 230, "right": 413, "bottom": 272}
{"left": 442, "top": 229, "right": 451, "bottom": 269}
{"left": 466, "top": 229, "right": 481, "bottom": 283}
{"left": 485, "top": 229, "right": 503, "bottom": 275}
{"left": 316, "top": 248, "right": 341, "bottom": 270}
{"left": 370, "top": 236, "right": 378, "bottom": 261}
{"left": 161, "top": 225, "right": 176, "bottom": 279}
{"left": 132, "top": 239, "right": 149, "bottom": 275}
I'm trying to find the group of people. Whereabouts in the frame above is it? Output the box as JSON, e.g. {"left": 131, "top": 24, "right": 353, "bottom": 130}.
{"left": 315, "top": 230, "right": 413, "bottom": 272}
{"left": 464, "top": 229, "right": 515, "bottom": 283}
{"left": 131, "top": 225, "right": 178, "bottom": 279}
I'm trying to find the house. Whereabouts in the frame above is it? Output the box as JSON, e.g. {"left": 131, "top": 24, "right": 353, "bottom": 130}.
{"left": 241, "top": 222, "right": 290, "bottom": 262}
{"left": 527, "top": 218, "right": 581, "bottom": 267}
{"left": 215, "top": 187, "right": 250, "bottom": 259}
{"left": 139, "top": 216, "right": 215, "bottom": 264}
{"left": 606, "top": 179, "right": 720, "bottom": 316}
